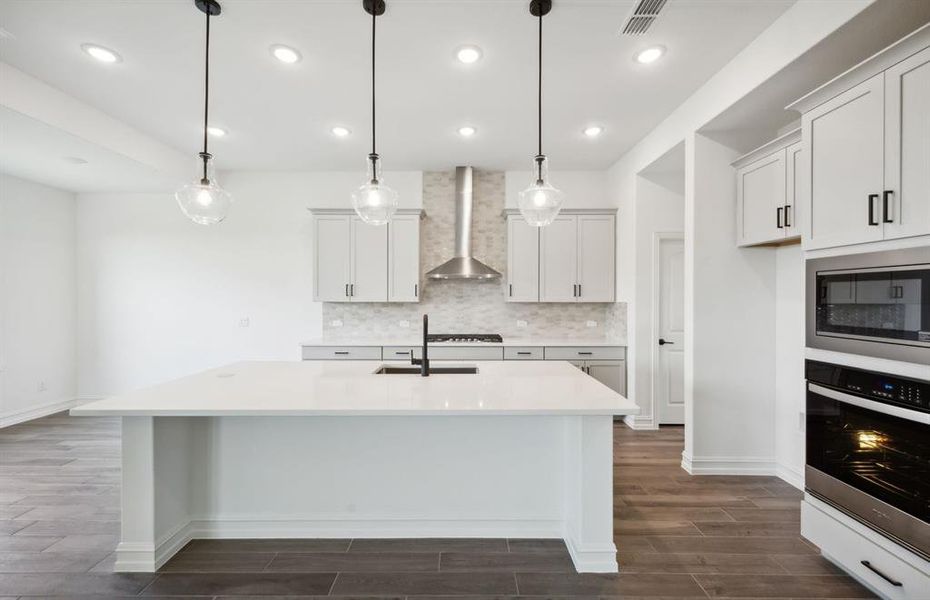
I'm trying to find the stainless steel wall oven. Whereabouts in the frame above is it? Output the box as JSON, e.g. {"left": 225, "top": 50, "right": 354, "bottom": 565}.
{"left": 807, "top": 247, "right": 930, "bottom": 364}
{"left": 806, "top": 360, "right": 930, "bottom": 559}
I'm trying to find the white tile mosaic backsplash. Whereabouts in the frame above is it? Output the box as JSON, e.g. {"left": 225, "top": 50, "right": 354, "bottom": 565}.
{"left": 322, "top": 170, "right": 626, "bottom": 341}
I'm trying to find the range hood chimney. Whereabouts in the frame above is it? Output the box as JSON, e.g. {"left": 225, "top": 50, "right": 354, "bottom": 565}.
{"left": 426, "top": 167, "right": 502, "bottom": 280}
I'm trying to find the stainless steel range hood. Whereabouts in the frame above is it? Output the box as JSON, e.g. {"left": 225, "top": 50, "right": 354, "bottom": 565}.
{"left": 426, "top": 167, "right": 502, "bottom": 280}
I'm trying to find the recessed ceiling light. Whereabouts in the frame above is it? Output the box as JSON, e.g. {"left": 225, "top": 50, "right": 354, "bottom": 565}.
{"left": 62, "top": 156, "right": 88, "bottom": 165}
{"left": 331, "top": 126, "right": 351, "bottom": 137}
{"left": 270, "top": 44, "right": 301, "bottom": 64}
{"left": 81, "top": 43, "right": 121, "bottom": 63}
{"left": 207, "top": 126, "right": 227, "bottom": 138}
{"left": 456, "top": 45, "right": 482, "bottom": 64}
{"left": 457, "top": 126, "right": 477, "bottom": 137}
{"left": 634, "top": 45, "right": 665, "bottom": 64}
{"left": 583, "top": 126, "right": 604, "bottom": 138}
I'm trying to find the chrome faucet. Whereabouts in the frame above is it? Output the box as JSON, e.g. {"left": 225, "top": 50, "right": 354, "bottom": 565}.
{"left": 410, "top": 314, "right": 430, "bottom": 377}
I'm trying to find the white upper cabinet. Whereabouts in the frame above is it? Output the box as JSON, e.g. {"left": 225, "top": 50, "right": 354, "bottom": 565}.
{"left": 536, "top": 211, "right": 615, "bottom": 303}
{"left": 506, "top": 215, "right": 539, "bottom": 302}
{"left": 388, "top": 215, "right": 420, "bottom": 302}
{"left": 884, "top": 46, "right": 930, "bottom": 241}
{"left": 311, "top": 209, "right": 421, "bottom": 303}
{"left": 732, "top": 129, "right": 800, "bottom": 247}
{"left": 789, "top": 30, "right": 930, "bottom": 250}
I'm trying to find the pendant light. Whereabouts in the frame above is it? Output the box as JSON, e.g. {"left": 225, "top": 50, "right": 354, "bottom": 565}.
{"left": 351, "top": 0, "right": 399, "bottom": 226}
{"left": 518, "top": 0, "right": 564, "bottom": 227}
{"left": 175, "top": 0, "right": 232, "bottom": 226}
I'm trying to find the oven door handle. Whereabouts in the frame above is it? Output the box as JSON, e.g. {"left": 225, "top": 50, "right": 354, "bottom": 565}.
{"left": 808, "top": 383, "right": 930, "bottom": 425}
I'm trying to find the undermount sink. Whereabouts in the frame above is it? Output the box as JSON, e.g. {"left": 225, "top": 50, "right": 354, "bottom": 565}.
{"left": 375, "top": 364, "right": 478, "bottom": 375}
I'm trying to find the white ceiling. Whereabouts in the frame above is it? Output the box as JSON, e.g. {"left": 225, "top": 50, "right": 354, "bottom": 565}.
{"left": 0, "top": 0, "right": 795, "bottom": 178}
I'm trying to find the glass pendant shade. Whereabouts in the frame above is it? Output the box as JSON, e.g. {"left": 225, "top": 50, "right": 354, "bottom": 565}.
{"left": 175, "top": 154, "right": 233, "bottom": 226}
{"left": 352, "top": 155, "right": 398, "bottom": 226}
{"left": 518, "top": 156, "right": 564, "bottom": 226}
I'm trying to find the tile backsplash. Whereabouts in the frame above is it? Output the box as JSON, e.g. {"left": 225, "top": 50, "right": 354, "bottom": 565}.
{"left": 322, "top": 170, "right": 626, "bottom": 341}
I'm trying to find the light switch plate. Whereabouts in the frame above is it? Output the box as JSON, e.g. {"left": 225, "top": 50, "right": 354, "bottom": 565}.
{"left": 330, "top": 319, "right": 343, "bottom": 327}
{"left": 586, "top": 320, "right": 598, "bottom": 328}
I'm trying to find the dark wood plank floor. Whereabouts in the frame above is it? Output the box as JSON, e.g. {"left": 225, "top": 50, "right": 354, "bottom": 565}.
{"left": 0, "top": 414, "right": 875, "bottom": 599}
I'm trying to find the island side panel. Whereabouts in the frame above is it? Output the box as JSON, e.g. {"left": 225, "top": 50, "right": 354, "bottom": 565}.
{"left": 563, "top": 415, "right": 617, "bottom": 573}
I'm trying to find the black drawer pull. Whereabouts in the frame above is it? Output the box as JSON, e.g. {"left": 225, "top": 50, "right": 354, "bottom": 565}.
{"left": 395, "top": 351, "right": 410, "bottom": 355}
{"left": 860, "top": 561, "right": 902, "bottom": 587}
{"left": 334, "top": 351, "right": 350, "bottom": 355}
{"left": 784, "top": 204, "right": 791, "bottom": 228}
{"left": 868, "top": 194, "right": 879, "bottom": 226}
{"left": 776, "top": 206, "right": 784, "bottom": 229}
{"left": 882, "top": 190, "right": 894, "bottom": 223}
{"left": 516, "top": 351, "right": 532, "bottom": 355}
{"left": 577, "top": 351, "right": 593, "bottom": 355}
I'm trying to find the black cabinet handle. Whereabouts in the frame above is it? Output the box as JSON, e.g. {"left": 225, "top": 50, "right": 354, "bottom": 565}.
{"left": 784, "top": 205, "right": 791, "bottom": 228}
{"left": 860, "top": 561, "right": 902, "bottom": 587}
{"left": 517, "top": 351, "right": 532, "bottom": 356}
{"left": 345, "top": 284, "right": 349, "bottom": 297}
{"left": 659, "top": 338, "right": 674, "bottom": 346}
{"left": 350, "top": 284, "right": 355, "bottom": 297}
{"left": 882, "top": 190, "right": 894, "bottom": 223}
{"left": 868, "top": 194, "right": 879, "bottom": 226}
{"left": 776, "top": 207, "right": 784, "bottom": 229}
{"left": 509, "top": 284, "right": 513, "bottom": 297}
{"left": 395, "top": 351, "right": 410, "bottom": 355}
{"left": 334, "top": 351, "right": 350, "bottom": 355}
{"left": 577, "top": 351, "right": 593, "bottom": 355}
{"left": 414, "top": 284, "right": 418, "bottom": 298}
{"left": 577, "top": 284, "right": 582, "bottom": 297}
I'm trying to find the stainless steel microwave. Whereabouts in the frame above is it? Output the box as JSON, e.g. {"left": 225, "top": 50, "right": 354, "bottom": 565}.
{"left": 806, "top": 247, "right": 930, "bottom": 365}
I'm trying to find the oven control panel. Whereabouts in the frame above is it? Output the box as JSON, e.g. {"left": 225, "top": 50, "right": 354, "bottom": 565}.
{"left": 806, "top": 360, "right": 929, "bottom": 412}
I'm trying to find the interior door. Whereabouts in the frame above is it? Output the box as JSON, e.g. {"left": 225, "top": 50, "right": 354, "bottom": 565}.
{"left": 884, "top": 46, "right": 930, "bottom": 240}
{"left": 314, "top": 215, "right": 351, "bottom": 302}
{"left": 576, "top": 215, "right": 615, "bottom": 302}
{"left": 507, "top": 216, "right": 539, "bottom": 302}
{"left": 655, "top": 236, "right": 685, "bottom": 424}
{"left": 737, "top": 151, "right": 785, "bottom": 245}
{"left": 350, "top": 218, "right": 388, "bottom": 302}
{"left": 805, "top": 73, "right": 885, "bottom": 249}
{"left": 388, "top": 215, "right": 420, "bottom": 303}
{"left": 539, "top": 215, "right": 578, "bottom": 302}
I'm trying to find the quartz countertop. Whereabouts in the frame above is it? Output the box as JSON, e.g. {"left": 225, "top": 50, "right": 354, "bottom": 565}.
{"left": 300, "top": 337, "right": 626, "bottom": 347}
{"left": 71, "top": 360, "right": 639, "bottom": 417}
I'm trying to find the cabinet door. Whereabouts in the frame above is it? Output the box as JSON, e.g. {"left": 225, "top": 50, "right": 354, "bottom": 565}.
{"left": 884, "top": 46, "right": 930, "bottom": 240}
{"left": 507, "top": 216, "right": 539, "bottom": 302}
{"left": 784, "top": 142, "right": 803, "bottom": 239}
{"left": 804, "top": 73, "right": 885, "bottom": 249}
{"left": 586, "top": 360, "right": 626, "bottom": 395}
{"left": 388, "top": 215, "right": 420, "bottom": 303}
{"left": 737, "top": 151, "right": 786, "bottom": 245}
{"left": 577, "top": 215, "right": 615, "bottom": 302}
{"left": 539, "top": 215, "right": 578, "bottom": 302}
{"left": 350, "top": 218, "right": 388, "bottom": 302}
{"left": 314, "top": 215, "right": 351, "bottom": 302}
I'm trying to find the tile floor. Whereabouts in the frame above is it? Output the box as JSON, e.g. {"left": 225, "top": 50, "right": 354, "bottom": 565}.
{"left": 0, "top": 414, "right": 875, "bottom": 598}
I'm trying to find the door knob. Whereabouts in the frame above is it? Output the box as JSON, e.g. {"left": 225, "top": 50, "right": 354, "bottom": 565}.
{"left": 658, "top": 338, "right": 674, "bottom": 346}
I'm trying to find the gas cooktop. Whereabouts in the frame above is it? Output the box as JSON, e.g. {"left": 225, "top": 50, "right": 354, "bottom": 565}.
{"left": 427, "top": 334, "right": 503, "bottom": 343}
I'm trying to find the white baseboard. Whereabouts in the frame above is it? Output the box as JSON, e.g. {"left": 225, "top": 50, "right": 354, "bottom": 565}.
{"left": 681, "top": 452, "right": 777, "bottom": 476}
{"left": 563, "top": 535, "right": 619, "bottom": 573}
{"left": 776, "top": 463, "right": 804, "bottom": 491}
{"left": 0, "top": 397, "right": 96, "bottom": 429}
{"left": 622, "top": 415, "right": 658, "bottom": 430}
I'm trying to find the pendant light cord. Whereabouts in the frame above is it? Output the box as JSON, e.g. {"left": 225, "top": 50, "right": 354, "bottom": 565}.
{"left": 201, "top": 6, "right": 211, "bottom": 182}
{"left": 371, "top": 4, "right": 377, "bottom": 157}
{"left": 537, "top": 9, "right": 542, "bottom": 159}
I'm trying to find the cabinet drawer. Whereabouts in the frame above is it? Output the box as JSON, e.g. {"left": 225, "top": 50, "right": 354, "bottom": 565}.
{"left": 301, "top": 346, "right": 382, "bottom": 360}
{"left": 802, "top": 499, "right": 930, "bottom": 600}
{"left": 544, "top": 346, "right": 625, "bottom": 361}
{"left": 504, "top": 347, "right": 544, "bottom": 360}
{"left": 382, "top": 346, "right": 504, "bottom": 361}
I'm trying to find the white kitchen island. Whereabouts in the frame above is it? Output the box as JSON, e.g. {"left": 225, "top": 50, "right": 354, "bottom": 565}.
{"left": 71, "top": 360, "right": 639, "bottom": 574}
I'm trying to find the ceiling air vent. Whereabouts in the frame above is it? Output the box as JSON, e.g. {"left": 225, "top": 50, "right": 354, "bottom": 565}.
{"left": 621, "top": 0, "right": 667, "bottom": 36}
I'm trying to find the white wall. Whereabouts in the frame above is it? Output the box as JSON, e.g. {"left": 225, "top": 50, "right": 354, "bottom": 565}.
{"left": 774, "top": 243, "right": 805, "bottom": 488}
{"left": 504, "top": 171, "right": 611, "bottom": 209}
{"left": 683, "top": 133, "right": 776, "bottom": 473}
{"left": 0, "top": 174, "right": 77, "bottom": 426}
{"left": 626, "top": 175, "right": 683, "bottom": 427}
{"left": 76, "top": 171, "right": 422, "bottom": 397}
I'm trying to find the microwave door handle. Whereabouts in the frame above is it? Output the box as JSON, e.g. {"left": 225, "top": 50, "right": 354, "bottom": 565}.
{"left": 808, "top": 383, "right": 930, "bottom": 425}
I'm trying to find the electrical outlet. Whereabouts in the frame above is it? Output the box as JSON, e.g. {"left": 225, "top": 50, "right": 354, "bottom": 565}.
{"left": 516, "top": 320, "right": 528, "bottom": 328}
{"left": 586, "top": 320, "right": 598, "bottom": 328}
{"left": 37, "top": 381, "right": 47, "bottom": 392}
{"left": 330, "top": 319, "right": 343, "bottom": 327}
{"left": 399, "top": 320, "right": 410, "bottom": 328}
{"left": 239, "top": 318, "right": 250, "bottom": 328}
